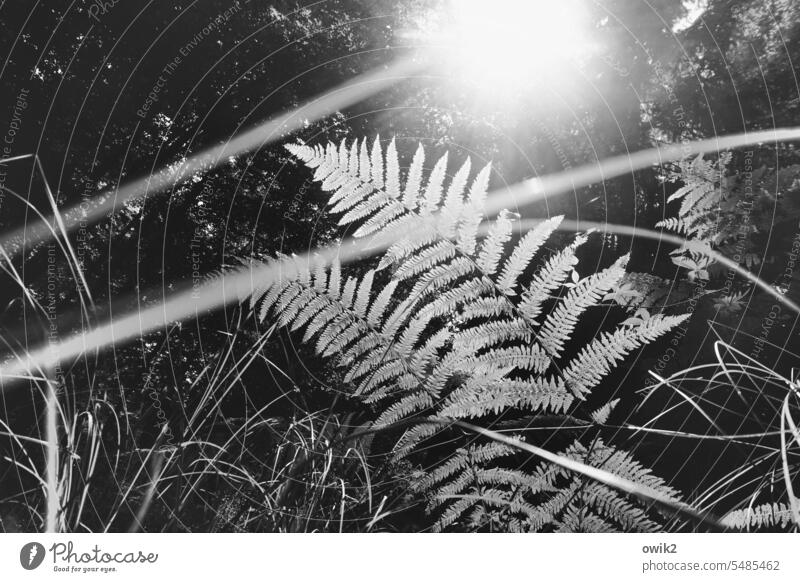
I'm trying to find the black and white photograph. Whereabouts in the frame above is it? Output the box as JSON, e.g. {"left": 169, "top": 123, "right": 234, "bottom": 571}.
{"left": 0, "top": 0, "right": 799, "bottom": 578}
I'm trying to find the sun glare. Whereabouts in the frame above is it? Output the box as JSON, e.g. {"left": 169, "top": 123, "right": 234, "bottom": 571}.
{"left": 424, "top": 0, "right": 591, "bottom": 100}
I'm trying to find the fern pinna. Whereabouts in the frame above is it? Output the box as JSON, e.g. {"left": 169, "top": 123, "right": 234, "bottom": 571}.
{"left": 248, "top": 136, "right": 689, "bottom": 532}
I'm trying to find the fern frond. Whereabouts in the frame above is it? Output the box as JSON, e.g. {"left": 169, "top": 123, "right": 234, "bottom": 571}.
{"left": 590, "top": 398, "right": 620, "bottom": 424}
{"left": 366, "top": 279, "right": 398, "bottom": 327}
{"left": 578, "top": 481, "right": 661, "bottom": 532}
{"left": 440, "top": 158, "right": 471, "bottom": 237}
{"left": 431, "top": 497, "right": 476, "bottom": 532}
{"left": 428, "top": 471, "right": 474, "bottom": 508}
{"left": 473, "top": 345, "right": 550, "bottom": 375}
{"left": 459, "top": 296, "right": 513, "bottom": 322}
{"left": 410, "top": 329, "right": 452, "bottom": 370}
{"left": 394, "top": 241, "right": 457, "bottom": 281}
{"left": 521, "top": 438, "right": 680, "bottom": 532}
{"left": 655, "top": 216, "right": 690, "bottom": 234}
{"left": 518, "top": 234, "right": 587, "bottom": 321}
{"left": 555, "top": 505, "right": 618, "bottom": 533}
{"left": 408, "top": 256, "right": 475, "bottom": 300}
{"left": 573, "top": 439, "right": 682, "bottom": 500}
{"left": 370, "top": 134, "right": 384, "bottom": 187}
{"left": 374, "top": 389, "right": 435, "bottom": 427}
{"left": 563, "top": 314, "right": 689, "bottom": 398}
{"left": 414, "top": 279, "right": 494, "bottom": 322}
{"left": 538, "top": 254, "right": 629, "bottom": 358}
{"left": 393, "top": 420, "right": 445, "bottom": 459}
{"left": 272, "top": 136, "right": 695, "bottom": 534}
{"left": 290, "top": 295, "right": 328, "bottom": 330}
{"left": 340, "top": 334, "right": 383, "bottom": 370}
{"left": 440, "top": 376, "right": 571, "bottom": 418}
{"left": 338, "top": 275, "right": 358, "bottom": 310}
{"left": 451, "top": 319, "right": 531, "bottom": 355}
{"left": 353, "top": 269, "right": 375, "bottom": 318}
{"left": 402, "top": 143, "right": 425, "bottom": 209}
{"left": 316, "top": 314, "right": 354, "bottom": 355}
{"left": 357, "top": 359, "right": 407, "bottom": 396}
{"left": 721, "top": 502, "right": 797, "bottom": 530}
{"left": 385, "top": 137, "right": 401, "bottom": 198}
{"left": 413, "top": 442, "right": 517, "bottom": 494}
{"left": 422, "top": 152, "right": 449, "bottom": 213}
{"left": 496, "top": 216, "right": 563, "bottom": 295}
{"left": 302, "top": 303, "right": 341, "bottom": 342}
{"left": 378, "top": 223, "right": 439, "bottom": 270}
{"left": 476, "top": 211, "right": 513, "bottom": 275}
{"left": 528, "top": 481, "right": 582, "bottom": 531}
{"left": 277, "top": 287, "right": 316, "bottom": 327}
{"left": 455, "top": 164, "right": 491, "bottom": 256}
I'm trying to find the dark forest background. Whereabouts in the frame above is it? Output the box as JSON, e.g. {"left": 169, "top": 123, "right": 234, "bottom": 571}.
{"left": 0, "top": 0, "right": 798, "bottom": 532}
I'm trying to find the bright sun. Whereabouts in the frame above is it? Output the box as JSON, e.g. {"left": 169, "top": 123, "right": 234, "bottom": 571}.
{"left": 422, "top": 0, "right": 592, "bottom": 100}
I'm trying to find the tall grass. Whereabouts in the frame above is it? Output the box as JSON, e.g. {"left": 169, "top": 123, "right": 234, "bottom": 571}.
{"left": 629, "top": 338, "right": 800, "bottom": 531}
{"left": 2, "top": 97, "right": 800, "bottom": 531}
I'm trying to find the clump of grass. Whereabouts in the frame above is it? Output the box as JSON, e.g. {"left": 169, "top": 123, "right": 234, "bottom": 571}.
{"left": 629, "top": 339, "right": 800, "bottom": 531}
{"left": 1, "top": 315, "right": 412, "bottom": 532}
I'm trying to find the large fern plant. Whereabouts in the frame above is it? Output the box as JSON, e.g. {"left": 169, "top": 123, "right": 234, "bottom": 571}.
{"left": 247, "top": 136, "right": 690, "bottom": 532}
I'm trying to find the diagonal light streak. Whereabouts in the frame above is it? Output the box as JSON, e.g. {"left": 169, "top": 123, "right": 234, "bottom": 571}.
{"left": 485, "top": 127, "right": 800, "bottom": 216}
{"left": 0, "top": 55, "right": 425, "bottom": 257}
{"left": 3, "top": 127, "right": 800, "bottom": 384}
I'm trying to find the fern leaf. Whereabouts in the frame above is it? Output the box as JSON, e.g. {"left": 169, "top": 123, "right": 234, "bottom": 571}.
{"left": 414, "top": 279, "right": 494, "bottom": 323}
{"left": 277, "top": 287, "right": 316, "bottom": 327}
{"left": 555, "top": 505, "right": 618, "bottom": 533}
{"left": 451, "top": 319, "right": 531, "bottom": 355}
{"left": 290, "top": 295, "right": 328, "bottom": 331}
{"left": 410, "top": 328, "right": 452, "bottom": 371}
{"left": 315, "top": 314, "right": 352, "bottom": 355}
{"left": 441, "top": 376, "right": 572, "bottom": 418}
{"left": 537, "top": 254, "right": 629, "bottom": 358}
{"left": 459, "top": 296, "right": 513, "bottom": 323}
{"left": 353, "top": 270, "right": 375, "bottom": 318}
{"left": 414, "top": 443, "right": 517, "bottom": 493}
{"left": 370, "top": 135, "right": 384, "bottom": 187}
{"left": 302, "top": 303, "right": 341, "bottom": 342}
{"left": 431, "top": 497, "right": 476, "bottom": 532}
{"left": 394, "top": 241, "right": 457, "bottom": 281}
{"left": 496, "top": 215, "right": 563, "bottom": 294}
{"left": 312, "top": 256, "right": 328, "bottom": 292}
{"left": 354, "top": 202, "right": 405, "bottom": 238}
{"left": 422, "top": 152, "right": 448, "bottom": 213}
{"left": 402, "top": 143, "right": 425, "bottom": 209}
{"left": 518, "top": 233, "right": 587, "bottom": 321}
{"left": 359, "top": 138, "right": 371, "bottom": 183}
{"left": 340, "top": 334, "right": 383, "bottom": 370}
{"left": 528, "top": 481, "right": 582, "bottom": 531}
{"left": 563, "top": 314, "right": 689, "bottom": 398}
{"left": 322, "top": 320, "right": 365, "bottom": 357}
{"left": 476, "top": 211, "right": 513, "bottom": 275}
{"left": 473, "top": 345, "right": 550, "bottom": 375}
{"left": 573, "top": 439, "right": 682, "bottom": 500}
{"left": 440, "top": 158, "right": 471, "bottom": 237}
{"left": 366, "top": 279, "right": 398, "bottom": 327}
{"left": 385, "top": 138, "right": 400, "bottom": 198}
{"left": 374, "top": 390, "right": 435, "bottom": 427}
{"left": 336, "top": 190, "right": 388, "bottom": 224}
{"left": 340, "top": 276, "right": 359, "bottom": 310}
{"left": 328, "top": 257, "right": 342, "bottom": 299}
{"left": 393, "top": 420, "right": 445, "bottom": 459}
{"left": 590, "top": 398, "right": 620, "bottom": 424}
{"left": 578, "top": 481, "right": 660, "bottom": 532}
{"left": 721, "top": 502, "right": 797, "bottom": 531}
{"left": 408, "top": 256, "right": 474, "bottom": 300}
